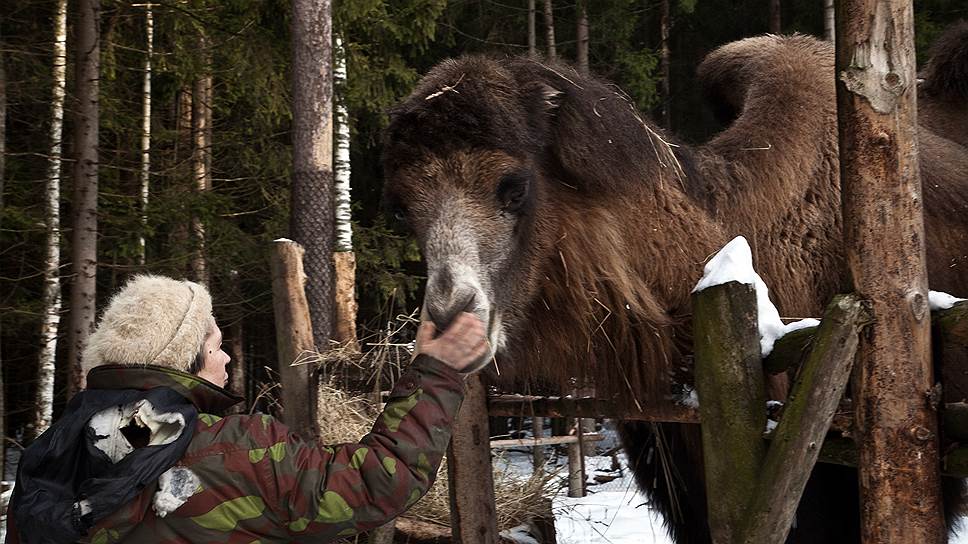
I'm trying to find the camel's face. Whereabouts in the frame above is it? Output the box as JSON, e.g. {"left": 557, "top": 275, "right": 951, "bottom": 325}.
{"left": 384, "top": 148, "right": 539, "bottom": 373}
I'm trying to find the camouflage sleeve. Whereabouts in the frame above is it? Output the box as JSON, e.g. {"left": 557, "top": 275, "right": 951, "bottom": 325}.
{"left": 265, "top": 354, "right": 465, "bottom": 541}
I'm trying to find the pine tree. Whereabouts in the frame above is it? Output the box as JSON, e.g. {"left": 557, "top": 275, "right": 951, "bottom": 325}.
{"left": 291, "top": 0, "right": 335, "bottom": 351}
{"left": 191, "top": 34, "right": 212, "bottom": 287}
{"left": 68, "top": 0, "right": 101, "bottom": 393}
{"left": 528, "top": 0, "right": 537, "bottom": 57}
{"left": 576, "top": 0, "right": 589, "bottom": 74}
{"left": 543, "top": 0, "right": 556, "bottom": 60}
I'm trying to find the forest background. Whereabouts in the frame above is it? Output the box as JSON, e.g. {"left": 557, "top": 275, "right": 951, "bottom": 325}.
{"left": 1, "top": 0, "right": 966, "bottom": 457}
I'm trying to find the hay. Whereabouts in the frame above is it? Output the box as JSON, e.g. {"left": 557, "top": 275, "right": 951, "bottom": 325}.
{"left": 312, "top": 310, "right": 559, "bottom": 541}
{"left": 315, "top": 381, "right": 560, "bottom": 541}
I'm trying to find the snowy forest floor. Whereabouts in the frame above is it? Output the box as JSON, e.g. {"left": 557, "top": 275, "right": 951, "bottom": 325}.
{"left": 495, "top": 421, "right": 968, "bottom": 544}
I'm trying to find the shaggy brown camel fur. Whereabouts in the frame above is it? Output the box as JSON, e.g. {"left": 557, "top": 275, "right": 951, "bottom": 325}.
{"left": 381, "top": 24, "right": 968, "bottom": 544}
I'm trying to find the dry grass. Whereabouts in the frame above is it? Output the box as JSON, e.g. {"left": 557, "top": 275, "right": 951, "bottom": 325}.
{"left": 310, "top": 309, "right": 560, "bottom": 540}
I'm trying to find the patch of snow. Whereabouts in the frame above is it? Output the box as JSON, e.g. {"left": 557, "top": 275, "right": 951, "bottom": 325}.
{"left": 555, "top": 491, "right": 674, "bottom": 544}
{"left": 500, "top": 523, "right": 540, "bottom": 544}
{"left": 693, "top": 236, "right": 758, "bottom": 292}
{"left": 272, "top": 237, "right": 293, "bottom": 243}
{"left": 693, "top": 237, "right": 820, "bottom": 356}
{"left": 929, "top": 290, "right": 966, "bottom": 311}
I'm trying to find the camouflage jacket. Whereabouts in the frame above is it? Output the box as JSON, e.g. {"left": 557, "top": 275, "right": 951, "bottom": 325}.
{"left": 8, "top": 355, "right": 464, "bottom": 544}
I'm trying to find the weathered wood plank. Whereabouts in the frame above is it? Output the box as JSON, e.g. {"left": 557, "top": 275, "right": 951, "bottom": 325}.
{"left": 741, "top": 294, "right": 869, "bottom": 544}
{"left": 486, "top": 394, "right": 699, "bottom": 423}
{"left": 489, "top": 432, "right": 603, "bottom": 449}
{"left": 692, "top": 281, "right": 767, "bottom": 542}
{"left": 765, "top": 300, "right": 967, "bottom": 378}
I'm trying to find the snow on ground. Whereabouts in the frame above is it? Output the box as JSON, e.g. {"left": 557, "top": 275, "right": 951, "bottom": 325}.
{"left": 495, "top": 423, "right": 968, "bottom": 544}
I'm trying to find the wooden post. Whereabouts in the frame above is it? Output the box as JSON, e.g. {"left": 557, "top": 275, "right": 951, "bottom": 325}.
{"left": 692, "top": 281, "right": 766, "bottom": 542}
{"left": 566, "top": 421, "right": 585, "bottom": 498}
{"left": 740, "top": 294, "right": 870, "bottom": 543}
{"left": 532, "top": 416, "right": 546, "bottom": 467}
{"left": 366, "top": 523, "right": 395, "bottom": 544}
{"left": 270, "top": 239, "right": 318, "bottom": 440}
{"left": 447, "top": 374, "right": 498, "bottom": 543}
{"left": 836, "top": 1, "right": 945, "bottom": 541}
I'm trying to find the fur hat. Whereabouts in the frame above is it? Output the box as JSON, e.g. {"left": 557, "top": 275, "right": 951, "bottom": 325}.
{"left": 84, "top": 275, "right": 214, "bottom": 371}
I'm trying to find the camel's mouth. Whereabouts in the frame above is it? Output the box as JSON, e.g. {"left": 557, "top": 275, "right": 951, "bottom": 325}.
{"left": 420, "top": 274, "right": 504, "bottom": 373}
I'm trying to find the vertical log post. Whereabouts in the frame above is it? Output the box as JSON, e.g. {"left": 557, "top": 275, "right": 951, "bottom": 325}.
{"left": 692, "top": 281, "right": 766, "bottom": 542}
{"left": 532, "top": 416, "right": 546, "bottom": 467}
{"left": 270, "top": 239, "right": 318, "bottom": 440}
{"left": 447, "top": 374, "right": 498, "bottom": 543}
{"left": 836, "top": 1, "right": 945, "bottom": 542}
{"left": 567, "top": 418, "right": 585, "bottom": 498}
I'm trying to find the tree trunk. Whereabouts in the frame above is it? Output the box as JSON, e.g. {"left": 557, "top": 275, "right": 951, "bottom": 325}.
{"left": 0, "top": 26, "right": 6, "bottom": 475}
{"left": 270, "top": 240, "right": 317, "bottom": 440}
{"left": 836, "top": 0, "right": 945, "bottom": 541}
{"left": 227, "top": 270, "right": 246, "bottom": 413}
{"left": 35, "top": 0, "right": 68, "bottom": 438}
{"left": 191, "top": 36, "right": 212, "bottom": 287}
{"left": 542, "top": 0, "right": 556, "bottom": 61}
{"left": 333, "top": 35, "right": 357, "bottom": 350}
{"left": 68, "top": 0, "right": 100, "bottom": 395}
{"left": 291, "top": 0, "right": 334, "bottom": 351}
{"left": 659, "top": 0, "right": 671, "bottom": 130}
{"left": 528, "top": 0, "right": 536, "bottom": 57}
{"left": 137, "top": 3, "right": 153, "bottom": 266}
{"left": 768, "top": 0, "right": 781, "bottom": 33}
{"left": 576, "top": 0, "right": 589, "bottom": 74}
{"left": 823, "top": 0, "right": 835, "bottom": 44}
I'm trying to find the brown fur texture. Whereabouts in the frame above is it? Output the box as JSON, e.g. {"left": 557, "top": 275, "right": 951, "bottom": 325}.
{"left": 382, "top": 30, "right": 968, "bottom": 543}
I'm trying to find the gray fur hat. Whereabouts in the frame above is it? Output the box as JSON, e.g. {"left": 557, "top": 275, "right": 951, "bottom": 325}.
{"left": 83, "top": 275, "right": 214, "bottom": 371}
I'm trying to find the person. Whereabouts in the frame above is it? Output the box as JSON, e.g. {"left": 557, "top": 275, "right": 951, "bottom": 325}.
{"left": 7, "top": 275, "right": 488, "bottom": 544}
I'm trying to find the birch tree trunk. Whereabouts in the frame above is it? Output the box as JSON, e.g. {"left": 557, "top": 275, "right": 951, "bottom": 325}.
{"left": 576, "top": 0, "right": 589, "bottom": 75}
{"left": 137, "top": 3, "right": 153, "bottom": 266}
{"left": 836, "top": 0, "right": 944, "bottom": 541}
{"left": 191, "top": 36, "right": 212, "bottom": 287}
{"left": 291, "top": 0, "right": 334, "bottom": 351}
{"left": 68, "top": 0, "right": 100, "bottom": 395}
{"left": 769, "top": 0, "right": 781, "bottom": 33}
{"left": 528, "top": 0, "right": 536, "bottom": 57}
{"left": 35, "top": 0, "right": 68, "bottom": 436}
{"left": 660, "top": 0, "right": 671, "bottom": 129}
{"left": 333, "top": 35, "right": 357, "bottom": 349}
{"left": 543, "top": 0, "right": 556, "bottom": 61}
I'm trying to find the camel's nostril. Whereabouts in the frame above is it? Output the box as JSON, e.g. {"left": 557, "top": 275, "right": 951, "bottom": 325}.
{"left": 426, "top": 291, "right": 479, "bottom": 334}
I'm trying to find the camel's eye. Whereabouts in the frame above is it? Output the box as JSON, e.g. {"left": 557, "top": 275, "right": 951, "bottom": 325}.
{"left": 383, "top": 196, "right": 410, "bottom": 233}
{"left": 497, "top": 172, "right": 530, "bottom": 215}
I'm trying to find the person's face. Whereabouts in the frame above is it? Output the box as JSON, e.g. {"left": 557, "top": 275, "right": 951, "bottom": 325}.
{"left": 197, "top": 321, "right": 231, "bottom": 387}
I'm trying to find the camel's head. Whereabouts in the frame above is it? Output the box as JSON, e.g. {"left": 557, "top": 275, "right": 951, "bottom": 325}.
{"left": 381, "top": 57, "right": 566, "bottom": 372}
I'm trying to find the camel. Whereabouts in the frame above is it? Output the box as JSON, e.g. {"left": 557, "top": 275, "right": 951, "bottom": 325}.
{"left": 381, "top": 23, "right": 968, "bottom": 543}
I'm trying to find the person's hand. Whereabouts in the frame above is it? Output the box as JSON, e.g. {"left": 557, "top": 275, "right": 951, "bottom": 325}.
{"left": 414, "top": 312, "right": 489, "bottom": 372}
